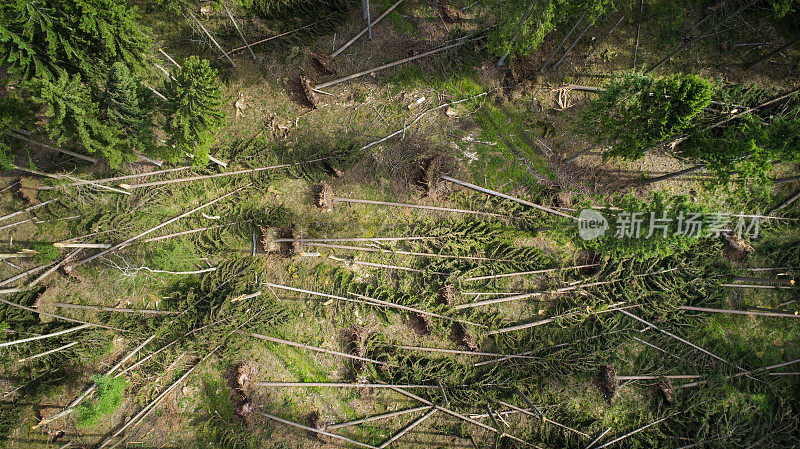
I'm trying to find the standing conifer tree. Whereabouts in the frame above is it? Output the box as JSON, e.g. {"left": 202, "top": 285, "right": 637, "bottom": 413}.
{"left": 106, "top": 62, "right": 155, "bottom": 157}
{"left": 163, "top": 56, "right": 225, "bottom": 165}
{"left": 582, "top": 73, "right": 713, "bottom": 159}
{"left": 0, "top": 0, "right": 150, "bottom": 166}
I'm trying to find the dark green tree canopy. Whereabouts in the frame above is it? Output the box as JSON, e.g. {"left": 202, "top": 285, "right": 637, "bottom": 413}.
{"left": 682, "top": 113, "right": 800, "bottom": 186}
{"left": 485, "top": 0, "right": 615, "bottom": 58}
{"left": 0, "top": 0, "right": 150, "bottom": 84}
{"left": 163, "top": 56, "right": 225, "bottom": 165}
{"left": 0, "top": 0, "right": 150, "bottom": 167}
{"left": 583, "top": 73, "right": 713, "bottom": 159}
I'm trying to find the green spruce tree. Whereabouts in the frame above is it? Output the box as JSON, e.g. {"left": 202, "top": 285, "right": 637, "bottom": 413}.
{"left": 485, "top": 0, "right": 614, "bottom": 59}
{"left": 163, "top": 56, "right": 225, "bottom": 165}
{"left": 105, "top": 62, "right": 154, "bottom": 157}
{"left": 583, "top": 73, "right": 713, "bottom": 160}
{"left": 0, "top": 0, "right": 150, "bottom": 167}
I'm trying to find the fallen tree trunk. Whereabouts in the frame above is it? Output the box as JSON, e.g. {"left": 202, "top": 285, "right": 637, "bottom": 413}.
{"left": 316, "top": 38, "right": 474, "bottom": 90}
{"left": 0, "top": 323, "right": 91, "bottom": 349}
{"left": 331, "top": 0, "right": 404, "bottom": 58}
{"left": 34, "top": 334, "right": 156, "bottom": 428}
{"left": 18, "top": 341, "right": 79, "bottom": 363}
{"left": 119, "top": 161, "right": 325, "bottom": 190}
{"left": 679, "top": 305, "right": 799, "bottom": 318}
{"left": 53, "top": 303, "right": 179, "bottom": 315}
{"left": 440, "top": 176, "right": 575, "bottom": 219}
{"left": 237, "top": 330, "right": 395, "bottom": 367}
{"left": 327, "top": 406, "right": 429, "bottom": 430}
{"left": 74, "top": 185, "right": 249, "bottom": 267}
{"left": 260, "top": 411, "right": 378, "bottom": 449}
{"left": 0, "top": 199, "right": 58, "bottom": 224}
{"left": 188, "top": 10, "right": 236, "bottom": 67}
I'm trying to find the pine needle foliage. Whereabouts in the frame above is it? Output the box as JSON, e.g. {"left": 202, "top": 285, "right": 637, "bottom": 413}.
{"left": 75, "top": 375, "right": 128, "bottom": 428}
{"left": 484, "top": 0, "right": 615, "bottom": 58}
{"left": 163, "top": 56, "right": 225, "bottom": 165}
{"left": 682, "top": 112, "right": 800, "bottom": 187}
{"left": 582, "top": 73, "right": 713, "bottom": 160}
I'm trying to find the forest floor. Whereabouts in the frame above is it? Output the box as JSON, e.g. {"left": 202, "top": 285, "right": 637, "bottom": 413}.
{"left": 1, "top": 1, "right": 799, "bottom": 448}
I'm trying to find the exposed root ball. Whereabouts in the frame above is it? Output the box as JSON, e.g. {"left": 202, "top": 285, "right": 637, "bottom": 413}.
{"left": 234, "top": 399, "right": 254, "bottom": 417}
{"left": 311, "top": 51, "right": 337, "bottom": 76}
{"left": 18, "top": 177, "right": 40, "bottom": 204}
{"left": 298, "top": 75, "right": 317, "bottom": 109}
{"left": 408, "top": 313, "right": 431, "bottom": 335}
{"left": 722, "top": 233, "right": 753, "bottom": 262}
{"left": 413, "top": 155, "right": 449, "bottom": 197}
{"left": 313, "top": 184, "right": 334, "bottom": 211}
{"left": 437, "top": 284, "right": 456, "bottom": 306}
{"left": 260, "top": 227, "right": 298, "bottom": 255}
{"left": 342, "top": 326, "right": 369, "bottom": 376}
{"left": 598, "top": 364, "right": 618, "bottom": 402}
{"left": 305, "top": 411, "right": 322, "bottom": 440}
{"left": 654, "top": 378, "right": 674, "bottom": 404}
{"left": 449, "top": 323, "right": 478, "bottom": 351}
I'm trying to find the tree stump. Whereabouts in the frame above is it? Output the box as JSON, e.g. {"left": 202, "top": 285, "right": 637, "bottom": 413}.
{"left": 313, "top": 184, "right": 334, "bottom": 212}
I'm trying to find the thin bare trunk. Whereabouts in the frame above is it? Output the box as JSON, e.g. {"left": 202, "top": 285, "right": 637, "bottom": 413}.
{"left": 0, "top": 323, "right": 92, "bottom": 349}
{"left": 334, "top": 196, "right": 509, "bottom": 218}
{"left": 386, "top": 386, "right": 533, "bottom": 447}
{"left": 188, "top": 11, "right": 236, "bottom": 67}
{"left": 646, "top": 0, "right": 761, "bottom": 73}
{"left": 441, "top": 176, "right": 575, "bottom": 219}
{"left": 632, "top": 0, "right": 643, "bottom": 68}
{"left": 499, "top": 398, "right": 588, "bottom": 438}
{"left": 541, "top": 12, "right": 586, "bottom": 72}
{"left": 120, "top": 161, "right": 325, "bottom": 189}
{"left": 594, "top": 413, "right": 675, "bottom": 448}
{"left": 255, "top": 382, "right": 437, "bottom": 389}
{"left": 641, "top": 165, "right": 705, "bottom": 185}
{"left": 260, "top": 411, "right": 378, "bottom": 449}
{"left": 464, "top": 264, "right": 598, "bottom": 282}
{"left": 223, "top": 2, "right": 255, "bottom": 60}
{"left": 392, "top": 344, "right": 536, "bottom": 359}
{"left": 29, "top": 248, "right": 81, "bottom": 287}
{"left": 38, "top": 167, "right": 190, "bottom": 191}
{"left": 378, "top": 407, "right": 437, "bottom": 449}
{"left": 158, "top": 48, "right": 181, "bottom": 67}
{"left": 773, "top": 189, "right": 800, "bottom": 211}
{"left": 0, "top": 264, "right": 47, "bottom": 287}
{"left": 41, "top": 336, "right": 156, "bottom": 427}
{"left": 619, "top": 309, "right": 748, "bottom": 375}
{"left": 585, "top": 428, "right": 612, "bottom": 449}
{"left": 18, "top": 341, "right": 79, "bottom": 363}
{"left": 586, "top": 16, "right": 624, "bottom": 58}
{"left": 316, "top": 39, "right": 472, "bottom": 89}
{"left": 305, "top": 241, "right": 518, "bottom": 263}
{"left": 328, "top": 255, "right": 448, "bottom": 275}
{"left": 328, "top": 406, "right": 429, "bottom": 430}
{"left": 141, "top": 224, "right": 230, "bottom": 243}
{"left": 237, "top": 330, "right": 395, "bottom": 367}
{"left": 0, "top": 199, "right": 57, "bottom": 224}
{"left": 747, "top": 36, "right": 800, "bottom": 68}
{"left": 6, "top": 132, "right": 98, "bottom": 164}
{"left": 680, "top": 305, "right": 799, "bottom": 318}
{"left": 0, "top": 297, "right": 124, "bottom": 331}
{"left": 227, "top": 21, "right": 319, "bottom": 54}
{"left": 54, "top": 303, "right": 179, "bottom": 315}
{"left": 487, "top": 302, "right": 631, "bottom": 335}
{"left": 550, "top": 22, "right": 592, "bottom": 71}
{"left": 331, "top": 0, "right": 404, "bottom": 57}
{"left": 75, "top": 185, "right": 249, "bottom": 267}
